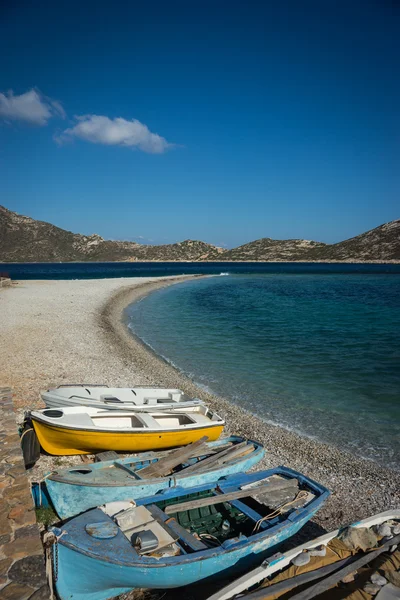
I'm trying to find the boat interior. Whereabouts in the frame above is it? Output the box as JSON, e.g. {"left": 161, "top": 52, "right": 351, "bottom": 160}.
{"left": 53, "top": 437, "right": 261, "bottom": 484}
{"left": 37, "top": 404, "right": 222, "bottom": 430}
{"left": 80, "top": 470, "right": 319, "bottom": 561}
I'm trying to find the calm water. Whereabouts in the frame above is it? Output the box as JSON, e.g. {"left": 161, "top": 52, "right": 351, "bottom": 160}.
{"left": 126, "top": 274, "right": 400, "bottom": 469}
{"left": 1, "top": 261, "right": 400, "bottom": 279}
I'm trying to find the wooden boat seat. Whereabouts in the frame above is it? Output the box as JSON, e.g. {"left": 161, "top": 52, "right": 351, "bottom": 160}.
{"left": 188, "top": 413, "right": 212, "bottom": 424}
{"left": 135, "top": 413, "right": 162, "bottom": 429}
{"left": 65, "top": 413, "right": 95, "bottom": 427}
{"left": 113, "top": 505, "right": 182, "bottom": 556}
{"left": 116, "top": 506, "right": 152, "bottom": 532}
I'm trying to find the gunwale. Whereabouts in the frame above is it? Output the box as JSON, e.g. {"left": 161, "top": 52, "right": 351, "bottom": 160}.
{"left": 31, "top": 417, "right": 224, "bottom": 435}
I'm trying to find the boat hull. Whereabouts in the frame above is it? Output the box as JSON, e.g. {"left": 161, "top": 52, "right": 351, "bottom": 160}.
{"left": 32, "top": 420, "right": 224, "bottom": 455}
{"left": 43, "top": 393, "right": 203, "bottom": 412}
{"left": 52, "top": 466, "right": 329, "bottom": 600}
{"left": 54, "top": 507, "right": 320, "bottom": 600}
{"left": 45, "top": 438, "right": 265, "bottom": 518}
{"left": 42, "top": 386, "right": 204, "bottom": 413}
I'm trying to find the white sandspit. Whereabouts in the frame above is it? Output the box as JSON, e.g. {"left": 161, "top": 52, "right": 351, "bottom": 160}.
{"left": 0, "top": 276, "right": 187, "bottom": 408}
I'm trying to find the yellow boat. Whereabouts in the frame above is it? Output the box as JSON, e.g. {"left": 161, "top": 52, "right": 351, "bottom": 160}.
{"left": 30, "top": 405, "right": 225, "bottom": 455}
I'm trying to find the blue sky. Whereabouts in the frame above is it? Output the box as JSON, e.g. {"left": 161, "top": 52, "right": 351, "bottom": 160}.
{"left": 0, "top": 0, "right": 398, "bottom": 248}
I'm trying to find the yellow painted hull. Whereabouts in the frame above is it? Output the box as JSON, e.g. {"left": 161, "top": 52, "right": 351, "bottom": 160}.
{"left": 32, "top": 420, "right": 224, "bottom": 456}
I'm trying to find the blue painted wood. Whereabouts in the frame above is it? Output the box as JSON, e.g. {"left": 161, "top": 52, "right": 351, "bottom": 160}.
{"left": 52, "top": 466, "right": 330, "bottom": 600}
{"left": 31, "top": 481, "right": 52, "bottom": 508}
{"left": 85, "top": 521, "right": 119, "bottom": 539}
{"left": 44, "top": 436, "right": 265, "bottom": 518}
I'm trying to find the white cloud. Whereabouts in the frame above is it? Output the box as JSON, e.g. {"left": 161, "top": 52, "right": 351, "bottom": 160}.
{"left": 0, "top": 89, "right": 65, "bottom": 125}
{"left": 57, "top": 114, "right": 173, "bottom": 153}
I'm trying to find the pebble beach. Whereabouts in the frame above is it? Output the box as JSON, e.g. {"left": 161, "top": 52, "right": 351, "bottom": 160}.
{"left": 1, "top": 275, "right": 399, "bottom": 535}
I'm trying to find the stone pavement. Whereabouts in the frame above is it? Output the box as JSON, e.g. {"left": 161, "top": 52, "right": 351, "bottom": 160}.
{"left": 0, "top": 388, "right": 49, "bottom": 599}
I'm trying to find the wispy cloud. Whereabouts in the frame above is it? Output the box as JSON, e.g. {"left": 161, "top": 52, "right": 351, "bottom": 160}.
{"left": 0, "top": 89, "right": 65, "bottom": 125}
{"left": 57, "top": 114, "right": 174, "bottom": 154}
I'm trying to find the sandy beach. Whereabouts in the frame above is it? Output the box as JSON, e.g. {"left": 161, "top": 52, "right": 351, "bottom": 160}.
{"left": 1, "top": 275, "right": 399, "bottom": 535}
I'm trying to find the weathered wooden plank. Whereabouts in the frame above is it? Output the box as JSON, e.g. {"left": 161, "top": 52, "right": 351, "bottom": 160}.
{"left": 147, "top": 504, "right": 208, "bottom": 551}
{"left": 179, "top": 441, "right": 250, "bottom": 474}
{"left": 211, "top": 443, "right": 254, "bottom": 465}
{"left": 186, "top": 444, "right": 254, "bottom": 474}
{"left": 138, "top": 438, "right": 209, "bottom": 478}
{"left": 138, "top": 436, "right": 209, "bottom": 478}
{"left": 164, "top": 478, "right": 299, "bottom": 514}
{"left": 95, "top": 451, "right": 119, "bottom": 462}
{"left": 253, "top": 488, "right": 298, "bottom": 508}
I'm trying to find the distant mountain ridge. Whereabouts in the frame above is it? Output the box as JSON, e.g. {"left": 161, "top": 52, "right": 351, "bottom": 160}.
{"left": 0, "top": 206, "right": 224, "bottom": 262}
{"left": 217, "top": 238, "right": 327, "bottom": 262}
{"left": 0, "top": 205, "right": 399, "bottom": 262}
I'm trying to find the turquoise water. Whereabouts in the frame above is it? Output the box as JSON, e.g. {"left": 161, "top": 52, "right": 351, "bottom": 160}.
{"left": 126, "top": 274, "right": 400, "bottom": 469}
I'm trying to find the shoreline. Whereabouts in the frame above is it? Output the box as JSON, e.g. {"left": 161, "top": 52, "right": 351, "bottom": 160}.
{"left": 1, "top": 259, "right": 400, "bottom": 264}
{"left": 101, "top": 276, "right": 400, "bottom": 530}
{"left": 1, "top": 275, "right": 398, "bottom": 533}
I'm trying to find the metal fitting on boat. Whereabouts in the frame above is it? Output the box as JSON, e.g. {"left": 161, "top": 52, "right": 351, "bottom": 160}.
{"left": 132, "top": 530, "right": 159, "bottom": 553}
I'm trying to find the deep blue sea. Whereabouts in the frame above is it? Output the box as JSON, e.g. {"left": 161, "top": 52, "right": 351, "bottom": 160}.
{"left": 4, "top": 261, "right": 400, "bottom": 468}
{"left": 125, "top": 272, "right": 400, "bottom": 470}
{"left": 1, "top": 261, "right": 400, "bottom": 279}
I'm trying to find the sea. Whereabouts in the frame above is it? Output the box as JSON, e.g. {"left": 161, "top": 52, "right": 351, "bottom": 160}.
{"left": 4, "top": 261, "right": 400, "bottom": 469}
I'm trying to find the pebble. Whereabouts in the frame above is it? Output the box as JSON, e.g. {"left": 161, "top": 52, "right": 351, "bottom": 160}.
{"left": 309, "top": 545, "right": 327, "bottom": 557}
{"left": 363, "top": 583, "right": 381, "bottom": 596}
{"left": 3, "top": 277, "right": 400, "bottom": 535}
{"left": 377, "top": 524, "right": 392, "bottom": 538}
{"left": 292, "top": 552, "right": 311, "bottom": 566}
{"left": 392, "top": 525, "right": 400, "bottom": 535}
{"left": 370, "top": 573, "right": 387, "bottom": 587}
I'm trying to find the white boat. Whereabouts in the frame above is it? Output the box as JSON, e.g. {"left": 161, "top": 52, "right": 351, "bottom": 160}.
{"left": 30, "top": 404, "right": 225, "bottom": 455}
{"left": 41, "top": 385, "right": 204, "bottom": 412}
{"left": 207, "top": 509, "right": 400, "bottom": 600}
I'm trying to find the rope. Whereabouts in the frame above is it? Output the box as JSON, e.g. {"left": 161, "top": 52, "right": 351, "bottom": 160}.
{"left": 251, "top": 490, "right": 310, "bottom": 534}
{"left": 20, "top": 427, "right": 34, "bottom": 442}
{"left": 37, "top": 472, "right": 56, "bottom": 507}
{"left": 43, "top": 530, "right": 68, "bottom": 600}
{"left": 199, "top": 533, "right": 221, "bottom": 547}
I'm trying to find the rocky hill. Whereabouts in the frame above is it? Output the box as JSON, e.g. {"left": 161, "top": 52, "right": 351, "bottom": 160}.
{"left": 219, "top": 238, "right": 327, "bottom": 261}
{"left": 304, "top": 220, "right": 400, "bottom": 262}
{"left": 0, "top": 205, "right": 398, "bottom": 262}
{"left": 0, "top": 206, "right": 222, "bottom": 262}
{"left": 216, "top": 221, "right": 400, "bottom": 262}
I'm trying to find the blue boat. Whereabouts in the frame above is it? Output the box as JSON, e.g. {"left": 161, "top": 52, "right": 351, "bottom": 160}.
{"left": 50, "top": 466, "right": 329, "bottom": 600}
{"left": 44, "top": 436, "right": 264, "bottom": 519}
